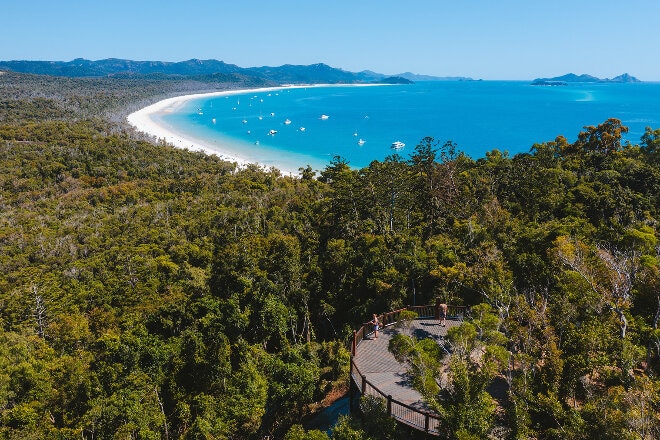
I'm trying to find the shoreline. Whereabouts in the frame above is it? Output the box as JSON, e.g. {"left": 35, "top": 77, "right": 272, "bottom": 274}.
{"left": 126, "top": 84, "right": 382, "bottom": 176}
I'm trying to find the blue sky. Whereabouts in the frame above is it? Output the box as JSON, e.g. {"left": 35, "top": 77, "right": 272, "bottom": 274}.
{"left": 3, "top": 0, "right": 659, "bottom": 80}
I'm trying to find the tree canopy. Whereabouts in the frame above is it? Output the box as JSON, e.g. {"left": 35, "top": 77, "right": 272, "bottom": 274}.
{"left": 0, "top": 73, "right": 659, "bottom": 439}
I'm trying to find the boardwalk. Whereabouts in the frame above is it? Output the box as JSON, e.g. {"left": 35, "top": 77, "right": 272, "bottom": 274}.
{"left": 351, "top": 316, "right": 462, "bottom": 434}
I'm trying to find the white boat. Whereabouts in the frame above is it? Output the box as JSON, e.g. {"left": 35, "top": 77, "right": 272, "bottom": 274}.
{"left": 391, "top": 141, "right": 405, "bottom": 150}
{"left": 212, "top": 118, "right": 216, "bottom": 124}
{"left": 268, "top": 129, "right": 278, "bottom": 136}
{"left": 299, "top": 127, "right": 306, "bottom": 132}
{"left": 320, "top": 114, "right": 329, "bottom": 120}
{"left": 358, "top": 139, "right": 366, "bottom": 146}
{"left": 242, "top": 119, "right": 247, "bottom": 124}
{"left": 284, "top": 119, "right": 292, "bottom": 125}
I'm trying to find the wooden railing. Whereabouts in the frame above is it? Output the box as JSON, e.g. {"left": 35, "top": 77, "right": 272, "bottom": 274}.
{"left": 351, "top": 302, "right": 467, "bottom": 356}
{"left": 351, "top": 358, "right": 442, "bottom": 434}
{"left": 349, "top": 302, "right": 467, "bottom": 436}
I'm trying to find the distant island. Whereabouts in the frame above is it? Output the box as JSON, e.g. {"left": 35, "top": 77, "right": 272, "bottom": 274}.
{"left": 376, "top": 76, "right": 414, "bottom": 85}
{"left": 531, "top": 72, "right": 640, "bottom": 86}
{"left": 394, "top": 72, "right": 475, "bottom": 82}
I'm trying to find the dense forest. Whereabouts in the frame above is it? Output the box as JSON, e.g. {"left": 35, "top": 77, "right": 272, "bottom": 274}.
{"left": 1, "top": 71, "right": 659, "bottom": 439}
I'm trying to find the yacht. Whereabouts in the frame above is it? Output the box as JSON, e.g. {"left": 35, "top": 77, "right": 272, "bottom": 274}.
{"left": 299, "top": 127, "right": 306, "bottom": 132}
{"left": 268, "top": 129, "right": 278, "bottom": 136}
{"left": 320, "top": 114, "right": 329, "bottom": 120}
{"left": 358, "top": 139, "right": 366, "bottom": 146}
{"left": 284, "top": 119, "right": 292, "bottom": 125}
{"left": 390, "top": 141, "right": 405, "bottom": 150}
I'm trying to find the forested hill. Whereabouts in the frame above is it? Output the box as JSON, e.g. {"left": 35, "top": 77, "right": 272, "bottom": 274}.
{"left": 0, "top": 58, "right": 403, "bottom": 84}
{"left": 1, "top": 73, "right": 659, "bottom": 439}
{"left": 0, "top": 58, "right": 464, "bottom": 84}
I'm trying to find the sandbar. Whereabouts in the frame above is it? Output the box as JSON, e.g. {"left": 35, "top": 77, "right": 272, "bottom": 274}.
{"left": 127, "top": 84, "right": 380, "bottom": 176}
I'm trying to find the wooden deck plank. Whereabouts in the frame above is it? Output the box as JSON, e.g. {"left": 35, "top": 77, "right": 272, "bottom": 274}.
{"left": 352, "top": 317, "right": 462, "bottom": 429}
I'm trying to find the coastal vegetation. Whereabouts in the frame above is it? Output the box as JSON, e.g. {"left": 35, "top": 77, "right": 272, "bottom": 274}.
{"left": 1, "top": 71, "right": 659, "bottom": 439}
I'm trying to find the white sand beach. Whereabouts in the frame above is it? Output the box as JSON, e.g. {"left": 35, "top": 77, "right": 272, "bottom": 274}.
{"left": 127, "top": 84, "right": 387, "bottom": 176}
{"left": 127, "top": 84, "right": 384, "bottom": 176}
{"left": 127, "top": 86, "right": 300, "bottom": 174}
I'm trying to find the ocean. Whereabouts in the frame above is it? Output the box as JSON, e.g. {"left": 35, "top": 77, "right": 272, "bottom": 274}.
{"left": 159, "top": 81, "right": 660, "bottom": 171}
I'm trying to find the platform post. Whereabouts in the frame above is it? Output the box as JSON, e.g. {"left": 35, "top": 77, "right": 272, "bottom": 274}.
{"left": 349, "top": 357, "right": 354, "bottom": 410}
{"left": 352, "top": 330, "right": 357, "bottom": 356}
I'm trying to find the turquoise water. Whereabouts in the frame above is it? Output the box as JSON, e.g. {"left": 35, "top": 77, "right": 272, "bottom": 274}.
{"left": 161, "top": 81, "right": 660, "bottom": 171}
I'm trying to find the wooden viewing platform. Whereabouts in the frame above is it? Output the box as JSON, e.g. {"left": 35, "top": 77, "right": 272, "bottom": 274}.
{"left": 349, "top": 303, "right": 466, "bottom": 436}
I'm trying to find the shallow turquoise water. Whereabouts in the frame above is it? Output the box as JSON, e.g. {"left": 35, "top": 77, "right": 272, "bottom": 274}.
{"left": 161, "top": 81, "right": 660, "bottom": 171}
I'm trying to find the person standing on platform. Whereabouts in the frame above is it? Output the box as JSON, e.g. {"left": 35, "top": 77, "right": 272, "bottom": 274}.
{"left": 439, "top": 303, "right": 448, "bottom": 327}
{"left": 368, "top": 314, "right": 380, "bottom": 338}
